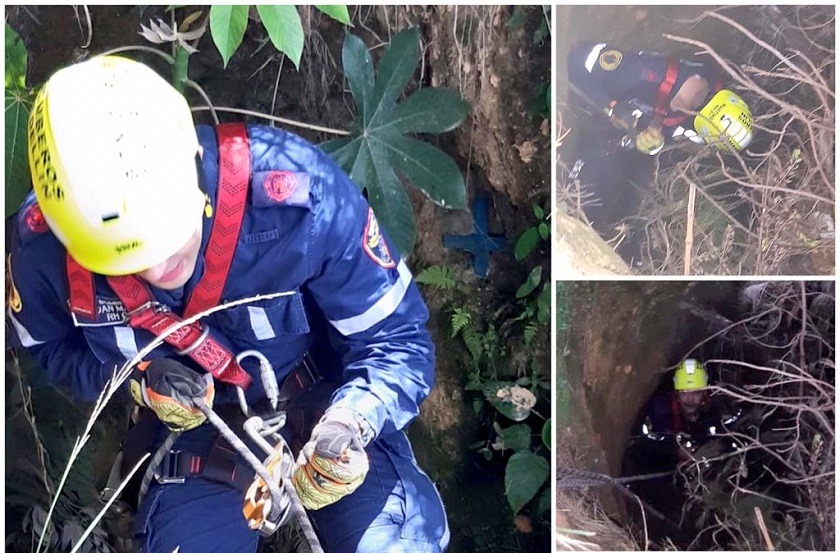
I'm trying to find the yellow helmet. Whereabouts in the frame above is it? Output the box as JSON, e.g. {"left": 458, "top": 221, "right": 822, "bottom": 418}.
{"left": 694, "top": 89, "right": 753, "bottom": 151}
{"left": 27, "top": 56, "right": 204, "bottom": 276}
{"left": 673, "top": 359, "right": 708, "bottom": 391}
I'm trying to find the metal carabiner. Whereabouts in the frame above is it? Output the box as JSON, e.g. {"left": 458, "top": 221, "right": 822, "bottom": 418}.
{"left": 235, "top": 350, "right": 281, "bottom": 416}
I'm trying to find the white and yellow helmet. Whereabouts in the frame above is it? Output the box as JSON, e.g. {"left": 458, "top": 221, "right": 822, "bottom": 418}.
{"left": 694, "top": 89, "right": 754, "bottom": 151}
{"left": 27, "top": 55, "right": 204, "bottom": 275}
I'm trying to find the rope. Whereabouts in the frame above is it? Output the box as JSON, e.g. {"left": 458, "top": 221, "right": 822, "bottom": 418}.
{"left": 138, "top": 430, "right": 181, "bottom": 505}
{"left": 195, "top": 401, "right": 324, "bottom": 553}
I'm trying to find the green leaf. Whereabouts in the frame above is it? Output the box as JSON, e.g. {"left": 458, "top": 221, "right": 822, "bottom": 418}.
{"left": 505, "top": 451, "right": 549, "bottom": 514}
{"left": 5, "top": 23, "right": 27, "bottom": 91}
{"left": 415, "top": 265, "right": 456, "bottom": 289}
{"left": 533, "top": 204, "right": 544, "bottom": 220}
{"left": 541, "top": 418, "right": 551, "bottom": 449}
{"left": 341, "top": 33, "right": 375, "bottom": 124}
{"left": 538, "top": 221, "right": 549, "bottom": 240}
{"left": 537, "top": 487, "right": 551, "bottom": 515}
{"left": 515, "top": 227, "right": 539, "bottom": 261}
{"left": 5, "top": 92, "right": 31, "bottom": 216}
{"left": 392, "top": 88, "right": 470, "bottom": 134}
{"left": 385, "top": 134, "right": 466, "bottom": 209}
{"left": 369, "top": 27, "right": 420, "bottom": 127}
{"left": 472, "top": 396, "right": 484, "bottom": 414}
{"left": 209, "top": 5, "right": 248, "bottom": 68}
{"left": 314, "top": 5, "right": 351, "bottom": 25}
{"left": 326, "top": 29, "right": 469, "bottom": 255}
{"left": 500, "top": 424, "right": 532, "bottom": 452}
{"left": 256, "top": 5, "right": 305, "bottom": 70}
{"left": 516, "top": 266, "right": 543, "bottom": 298}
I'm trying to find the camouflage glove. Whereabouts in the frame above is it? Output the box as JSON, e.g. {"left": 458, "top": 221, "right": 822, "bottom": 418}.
{"left": 129, "top": 358, "right": 214, "bottom": 432}
{"left": 292, "top": 410, "right": 370, "bottom": 510}
{"left": 634, "top": 125, "right": 665, "bottom": 155}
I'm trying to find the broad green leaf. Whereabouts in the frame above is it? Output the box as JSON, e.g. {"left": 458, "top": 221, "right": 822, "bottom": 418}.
{"left": 341, "top": 33, "right": 375, "bottom": 125}
{"left": 500, "top": 424, "right": 531, "bottom": 452}
{"left": 369, "top": 27, "right": 420, "bottom": 127}
{"left": 5, "top": 23, "right": 27, "bottom": 90}
{"left": 541, "top": 418, "right": 551, "bottom": 449}
{"left": 391, "top": 88, "right": 470, "bottom": 134}
{"left": 256, "top": 5, "right": 304, "bottom": 70}
{"left": 536, "top": 487, "right": 551, "bottom": 515}
{"left": 6, "top": 92, "right": 31, "bottom": 217}
{"left": 515, "top": 227, "right": 539, "bottom": 261}
{"left": 505, "top": 451, "right": 549, "bottom": 514}
{"left": 516, "top": 266, "right": 542, "bottom": 298}
{"left": 484, "top": 382, "right": 536, "bottom": 421}
{"left": 314, "top": 5, "right": 351, "bottom": 25}
{"left": 326, "top": 29, "right": 469, "bottom": 255}
{"left": 538, "top": 221, "right": 549, "bottom": 240}
{"left": 350, "top": 141, "right": 416, "bottom": 254}
{"left": 533, "top": 204, "right": 544, "bottom": 220}
{"left": 383, "top": 134, "right": 466, "bottom": 209}
{"left": 209, "top": 5, "right": 248, "bottom": 68}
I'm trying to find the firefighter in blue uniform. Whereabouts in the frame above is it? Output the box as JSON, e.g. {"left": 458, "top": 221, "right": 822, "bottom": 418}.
{"left": 563, "top": 41, "right": 755, "bottom": 262}
{"left": 7, "top": 56, "right": 448, "bottom": 552}
{"left": 567, "top": 41, "right": 754, "bottom": 155}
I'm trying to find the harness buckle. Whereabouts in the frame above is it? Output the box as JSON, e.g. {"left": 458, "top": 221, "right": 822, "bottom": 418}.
{"left": 124, "top": 301, "right": 169, "bottom": 324}
{"left": 155, "top": 450, "right": 186, "bottom": 484}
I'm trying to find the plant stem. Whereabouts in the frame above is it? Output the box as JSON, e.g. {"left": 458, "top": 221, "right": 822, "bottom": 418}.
{"left": 191, "top": 106, "right": 351, "bottom": 136}
{"left": 172, "top": 45, "right": 190, "bottom": 94}
{"left": 98, "top": 45, "right": 175, "bottom": 65}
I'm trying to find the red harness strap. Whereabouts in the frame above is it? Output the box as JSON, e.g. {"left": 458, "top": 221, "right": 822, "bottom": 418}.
{"left": 653, "top": 57, "right": 680, "bottom": 125}
{"left": 66, "top": 123, "right": 253, "bottom": 388}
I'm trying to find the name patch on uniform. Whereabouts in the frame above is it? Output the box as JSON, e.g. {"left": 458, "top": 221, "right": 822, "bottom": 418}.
{"left": 599, "top": 49, "right": 623, "bottom": 71}
{"left": 363, "top": 208, "right": 396, "bottom": 269}
{"left": 251, "top": 171, "right": 311, "bottom": 208}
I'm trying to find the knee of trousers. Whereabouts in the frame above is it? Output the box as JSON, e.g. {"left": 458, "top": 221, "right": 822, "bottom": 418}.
{"left": 309, "top": 431, "right": 450, "bottom": 553}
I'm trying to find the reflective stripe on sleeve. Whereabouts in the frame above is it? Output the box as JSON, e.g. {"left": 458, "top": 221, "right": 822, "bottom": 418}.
{"left": 8, "top": 310, "right": 45, "bottom": 347}
{"left": 584, "top": 43, "right": 607, "bottom": 74}
{"left": 328, "top": 260, "right": 413, "bottom": 336}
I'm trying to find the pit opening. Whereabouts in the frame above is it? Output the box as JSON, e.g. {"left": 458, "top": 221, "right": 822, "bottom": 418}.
{"left": 560, "top": 281, "right": 834, "bottom": 551}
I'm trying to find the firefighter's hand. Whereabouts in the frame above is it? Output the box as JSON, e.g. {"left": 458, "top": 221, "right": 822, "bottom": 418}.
{"left": 607, "top": 103, "right": 638, "bottom": 131}
{"left": 634, "top": 125, "right": 665, "bottom": 154}
{"left": 292, "top": 416, "right": 370, "bottom": 510}
{"left": 129, "top": 358, "right": 214, "bottom": 432}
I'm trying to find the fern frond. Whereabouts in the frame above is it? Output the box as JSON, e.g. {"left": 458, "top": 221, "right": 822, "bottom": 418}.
{"left": 523, "top": 322, "right": 538, "bottom": 346}
{"left": 462, "top": 327, "right": 483, "bottom": 362}
{"left": 416, "top": 265, "right": 457, "bottom": 290}
{"left": 450, "top": 307, "right": 472, "bottom": 338}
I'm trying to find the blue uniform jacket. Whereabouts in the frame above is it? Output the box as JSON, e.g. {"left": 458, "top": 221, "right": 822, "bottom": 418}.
{"left": 568, "top": 41, "right": 719, "bottom": 145}
{"left": 7, "top": 124, "right": 435, "bottom": 440}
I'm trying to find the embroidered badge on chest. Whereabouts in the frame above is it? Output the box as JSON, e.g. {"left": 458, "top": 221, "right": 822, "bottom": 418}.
{"left": 363, "top": 208, "right": 396, "bottom": 269}
{"left": 263, "top": 171, "right": 299, "bottom": 203}
{"left": 599, "top": 49, "right": 623, "bottom": 71}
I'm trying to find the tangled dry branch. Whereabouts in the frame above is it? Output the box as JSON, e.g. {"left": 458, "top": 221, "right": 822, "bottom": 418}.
{"left": 680, "top": 281, "right": 834, "bottom": 550}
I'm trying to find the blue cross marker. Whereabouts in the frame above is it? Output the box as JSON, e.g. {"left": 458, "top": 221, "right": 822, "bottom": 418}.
{"left": 443, "top": 198, "right": 507, "bottom": 278}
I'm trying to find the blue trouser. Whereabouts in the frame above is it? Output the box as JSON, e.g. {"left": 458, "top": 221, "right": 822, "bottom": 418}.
{"left": 134, "top": 429, "right": 449, "bottom": 552}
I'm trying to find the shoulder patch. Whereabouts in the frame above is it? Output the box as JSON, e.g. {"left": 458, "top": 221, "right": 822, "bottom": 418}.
{"left": 17, "top": 195, "right": 51, "bottom": 245}
{"left": 363, "top": 208, "right": 396, "bottom": 269}
{"left": 599, "top": 49, "right": 623, "bottom": 71}
{"left": 251, "top": 171, "right": 311, "bottom": 208}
